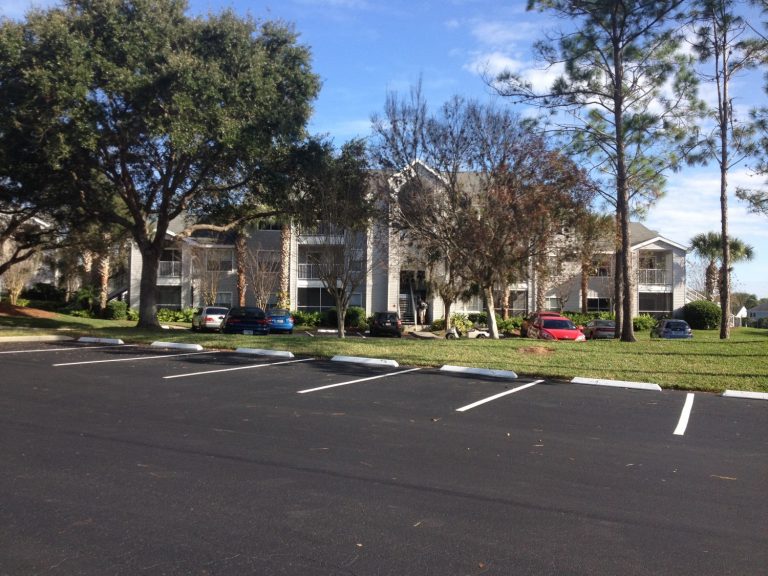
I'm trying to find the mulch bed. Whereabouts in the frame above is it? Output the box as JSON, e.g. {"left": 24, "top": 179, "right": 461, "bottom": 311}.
{"left": 0, "top": 303, "right": 60, "bottom": 319}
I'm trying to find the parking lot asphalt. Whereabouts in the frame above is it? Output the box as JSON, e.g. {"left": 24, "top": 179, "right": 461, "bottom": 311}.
{"left": 0, "top": 341, "right": 766, "bottom": 575}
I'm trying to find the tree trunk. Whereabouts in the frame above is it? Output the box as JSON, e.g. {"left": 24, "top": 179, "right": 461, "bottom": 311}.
{"left": 334, "top": 294, "right": 347, "bottom": 339}
{"left": 719, "top": 38, "right": 731, "bottom": 340}
{"left": 502, "top": 284, "right": 510, "bottom": 320}
{"left": 98, "top": 253, "right": 110, "bottom": 314}
{"left": 580, "top": 259, "right": 589, "bottom": 313}
{"left": 705, "top": 261, "right": 717, "bottom": 301}
{"left": 442, "top": 296, "right": 453, "bottom": 329}
{"left": 236, "top": 231, "right": 247, "bottom": 307}
{"left": 82, "top": 249, "right": 94, "bottom": 286}
{"left": 137, "top": 247, "right": 162, "bottom": 329}
{"left": 620, "top": 206, "right": 635, "bottom": 342}
{"left": 279, "top": 222, "right": 291, "bottom": 309}
{"left": 485, "top": 286, "right": 499, "bottom": 339}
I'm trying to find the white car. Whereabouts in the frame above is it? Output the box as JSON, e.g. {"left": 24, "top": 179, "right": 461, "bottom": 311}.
{"left": 191, "top": 306, "right": 229, "bottom": 332}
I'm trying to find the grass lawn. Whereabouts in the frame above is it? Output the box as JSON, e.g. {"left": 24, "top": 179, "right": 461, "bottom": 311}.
{"left": 1, "top": 312, "right": 766, "bottom": 393}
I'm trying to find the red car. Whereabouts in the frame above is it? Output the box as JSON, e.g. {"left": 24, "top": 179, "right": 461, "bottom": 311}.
{"left": 520, "top": 311, "right": 563, "bottom": 337}
{"left": 528, "top": 314, "right": 586, "bottom": 341}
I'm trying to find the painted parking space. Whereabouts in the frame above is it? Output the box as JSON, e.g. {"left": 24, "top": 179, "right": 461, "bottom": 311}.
{"left": 1, "top": 341, "right": 764, "bottom": 447}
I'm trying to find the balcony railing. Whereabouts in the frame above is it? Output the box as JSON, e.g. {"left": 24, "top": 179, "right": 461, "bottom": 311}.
{"left": 159, "top": 261, "right": 182, "bottom": 277}
{"left": 298, "top": 263, "right": 320, "bottom": 280}
{"left": 638, "top": 269, "right": 668, "bottom": 285}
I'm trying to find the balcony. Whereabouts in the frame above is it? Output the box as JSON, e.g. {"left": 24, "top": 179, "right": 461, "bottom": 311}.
{"left": 158, "top": 261, "right": 182, "bottom": 278}
{"left": 298, "top": 263, "right": 320, "bottom": 280}
{"left": 638, "top": 268, "right": 668, "bottom": 285}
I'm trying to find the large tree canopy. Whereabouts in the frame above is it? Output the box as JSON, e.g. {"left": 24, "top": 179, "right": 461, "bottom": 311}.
{"left": 372, "top": 88, "right": 594, "bottom": 338}
{"left": 0, "top": 0, "right": 320, "bottom": 327}
{"left": 494, "top": 0, "right": 703, "bottom": 341}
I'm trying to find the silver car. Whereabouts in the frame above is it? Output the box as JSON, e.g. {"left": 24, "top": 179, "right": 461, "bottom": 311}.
{"left": 191, "top": 306, "right": 229, "bottom": 332}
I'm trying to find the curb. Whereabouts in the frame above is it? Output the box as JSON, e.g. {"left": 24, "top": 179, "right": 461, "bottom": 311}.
{"left": 440, "top": 365, "right": 518, "bottom": 379}
{"left": 331, "top": 355, "right": 399, "bottom": 368}
{"left": 236, "top": 347, "right": 294, "bottom": 359}
{"left": 722, "top": 390, "right": 768, "bottom": 401}
{"left": 571, "top": 376, "right": 662, "bottom": 391}
{"left": 78, "top": 337, "right": 125, "bottom": 345}
{"left": 0, "top": 335, "right": 73, "bottom": 343}
{"left": 151, "top": 341, "right": 204, "bottom": 351}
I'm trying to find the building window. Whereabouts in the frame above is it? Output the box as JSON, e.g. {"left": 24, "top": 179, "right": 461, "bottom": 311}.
{"left": 215, "top": 292, "right": 233, "bottom": 307}
{"left": 638, "top": 292, "right": 671, "bottom": 316}
{"left": 159, "top": 249, "right": 182, "bottom": 277}
{"left": 587, "top": 298, "right": 611, "bottom": 312}
{"left": 297, "top": 287, "right": 335, "bottom": 312}
{"left": 206, "top": 249, "right": 234, "bottom": 272}
{"left": 591, "top": 257, "right": 611, "bottom": 277}
{"left": 544, "top": 296, "right": 561, "bottom": 311}
{"left": 157, "top": 286, "right": 181, "bottom": 310}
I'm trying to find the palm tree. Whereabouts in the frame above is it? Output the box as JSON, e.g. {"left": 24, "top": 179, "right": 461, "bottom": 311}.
{"left": 690, "top": 232, "right": 755, "bottom": 301}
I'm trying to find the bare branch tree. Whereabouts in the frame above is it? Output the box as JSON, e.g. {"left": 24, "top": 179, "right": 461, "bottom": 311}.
{"left": 245, "top": 245, "right": 281, "bottom": 310}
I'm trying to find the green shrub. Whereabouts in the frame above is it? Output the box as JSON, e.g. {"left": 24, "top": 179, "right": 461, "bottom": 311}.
{"left": 104, "top": 300, "right": 128, "bottom": 320}
{"left": 430, "top": 318, "right": 446, "bottom": 330}
{"left": 67, "top": 308, "right": 94, "bottom": 318}
{"left": 293, "top": 310, "right": 321, "bottom": 327}
{"left": 450, "top": 313, "right": 473, "bottom": 333}
{"left": 73, "top": 286, "right": 98, "bottom": 311}
{"left": 22, "top": 283, "right": 66, "bottom": 302}
{"left": 127, "top": 308, "right": 139, "bottom": 321}
{"left": 467, "top": 312, "right": 488, "bottom": 325}
{"left": 562, "top": 311, "right": 613, "bottom": 327}
{"left": 496, "top": 317, "right": 521, "bottom": 335}
{"left": 156, "top": 307, "right": 196, "bottom": 323}
{"left": 632, "top": 314, "right": 657, "bottom": 331}
{"left": 682, "top": 300, "right": 721, "bottom": 330}
{"left": 324, "top": 306, "right": 366, "bottom": 328}
{"left": 345, "top": 306, "right": 367, "bottom": 328}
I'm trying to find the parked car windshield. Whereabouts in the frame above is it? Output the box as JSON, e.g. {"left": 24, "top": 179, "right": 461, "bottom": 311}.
{"left": 228, "top": 307, "right": 265, "bottom": 318}
{"left": 664, "top": 321, "right": 688, "bottom": 330}
{"left": 267, "top": 309, "right": 290, "bottom": 316}
{"left": 543, "top": 319, "right": 576, "bottom": 329}
{"left": 206, "top": 307, "right": 229, "bottom": 315}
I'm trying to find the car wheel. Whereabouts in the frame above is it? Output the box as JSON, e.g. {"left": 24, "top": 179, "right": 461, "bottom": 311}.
{"left": 476, "top": 333, "right": 487, "bottom": 339}
{"left": 446, "top": 333, "right": 457, "bottom": 339}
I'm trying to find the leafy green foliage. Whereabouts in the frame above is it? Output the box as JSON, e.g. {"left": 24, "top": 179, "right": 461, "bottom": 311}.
{"left": 21, "top": 283, "right": 66, "bottom": 302}
{"left": 0, "top": 1, "right": 320, "bottom": 329}
{"left": 683, "top": 300, "right": 722, "bottom": 330}
{"left": 632, "top": 314, "right": 657, "bottom": 331}
{"left": 104, "top": 300, "right": 128, "bottom": 320}
{"left": 292, "top": 310, "right": 321, "bottom": 327}
{"left": 324, "top": 306, "right": 367, "bottom": 329}
{"left": 156, "top": 307, "right": 196, "bottom": 323}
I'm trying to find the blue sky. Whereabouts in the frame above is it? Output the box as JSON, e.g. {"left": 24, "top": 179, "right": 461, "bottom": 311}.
{"left": 5, "top": 0, "right": 768, "bottom": 298}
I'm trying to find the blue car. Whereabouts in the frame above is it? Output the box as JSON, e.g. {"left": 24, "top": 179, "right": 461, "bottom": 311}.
{"left": 267, "top": 308, "right": 294, "bottom": 334}
{"left": 650, "top": 319, "right": 693, "bottom": 339}
{"left": 220, "top": 307, "right": 270, "bottom": 335}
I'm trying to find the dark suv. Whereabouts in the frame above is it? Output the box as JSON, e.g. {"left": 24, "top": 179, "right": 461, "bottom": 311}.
{"left": 370, "top": 312, "right": 403, "bottom": 337}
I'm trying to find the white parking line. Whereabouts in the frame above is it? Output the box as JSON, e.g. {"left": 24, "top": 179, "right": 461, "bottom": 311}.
{"left": 297, "top": 367, "right": 422, "bottom": 394}
{"left": 0, "top": 344, "right": 137, "bottom": 355}
{"left": 53, "top": 350, "right": 219, "bottom": 366}
{"left": 673, "top": 393, "right": 695, "bottom": 436}
{"left": 456, "top": 380, "right": 544, "bottom": 412}
{"left": 163, "top": 357, "right": 314, "bottom": 379}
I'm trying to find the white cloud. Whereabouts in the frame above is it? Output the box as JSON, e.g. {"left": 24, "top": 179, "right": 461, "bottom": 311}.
{"left": 463, "top": 51, "right": 524, "bottom": 78}
{"left": 469, "top": 19, "right": 539, "bottom": 47}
